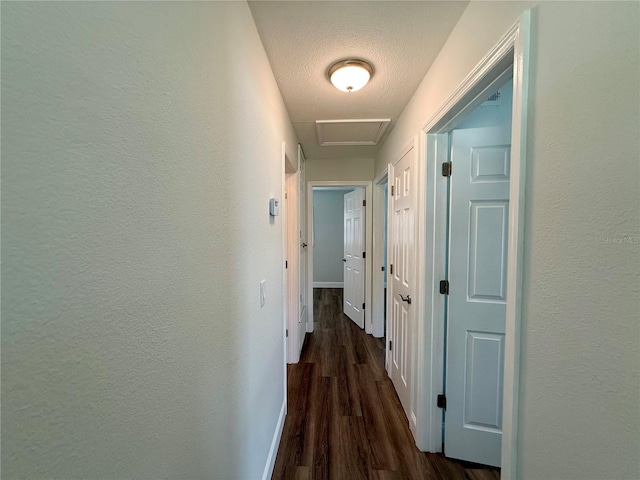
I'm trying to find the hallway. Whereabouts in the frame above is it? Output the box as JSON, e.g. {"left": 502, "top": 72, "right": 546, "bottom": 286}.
{"left": 272, "top": 289, "right": 500, "bottom": 480}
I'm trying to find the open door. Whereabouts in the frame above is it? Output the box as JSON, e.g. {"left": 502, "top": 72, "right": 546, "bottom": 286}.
{"left": 444, "top": 122, "right": 512, "bottom": 467}
{"left": 343, "top": 188, "right": 365, "bottom": 328}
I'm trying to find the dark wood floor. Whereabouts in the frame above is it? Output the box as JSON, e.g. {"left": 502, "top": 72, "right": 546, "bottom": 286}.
{"left": 272, "top": 288, "right": 500, "bottom": 480}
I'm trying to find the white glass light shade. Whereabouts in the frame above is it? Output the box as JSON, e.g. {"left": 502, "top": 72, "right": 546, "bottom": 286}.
{"left": 328, "top": 60, "right": 373, "bottom": 93}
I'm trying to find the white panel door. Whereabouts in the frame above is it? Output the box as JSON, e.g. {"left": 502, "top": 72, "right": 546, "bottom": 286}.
{"left": 343, "top": 189, "right": 365, "bottom": 328}
{"left": 445, "top": 126, "right": 511, "bottom": 466}
{"left": 388, "top": 145, "right": 416, "bottom": 420}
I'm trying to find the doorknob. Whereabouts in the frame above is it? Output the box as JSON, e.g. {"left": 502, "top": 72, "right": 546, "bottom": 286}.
{"left": 302, "top": 243, "right": 308, "bottom": 248}
{"left": 342, "top": 258, "right": 347, "bottom": 262}
{"left": 398, "top": 293, "right": 412, "bottom": 305}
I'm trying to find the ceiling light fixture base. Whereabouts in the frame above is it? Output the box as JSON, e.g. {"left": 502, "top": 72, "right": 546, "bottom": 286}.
{"left": 327, "top": 59, "right": 374, "bottom": 93}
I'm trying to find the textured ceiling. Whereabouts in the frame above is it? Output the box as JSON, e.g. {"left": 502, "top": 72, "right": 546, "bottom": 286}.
{"left": 249, "top": 1, "right": 469, "bottom": 161}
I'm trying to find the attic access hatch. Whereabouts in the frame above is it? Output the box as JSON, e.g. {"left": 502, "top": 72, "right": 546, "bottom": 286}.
{"left": 316, "top": 119, "right": 391, "bottom": 146}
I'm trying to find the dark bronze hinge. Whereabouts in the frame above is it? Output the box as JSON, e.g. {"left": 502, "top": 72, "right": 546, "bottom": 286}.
{"left": 442, "top": 161, "right": 452, "bottom": 177}
{"left": 362, "top": 303, "right": 365, "bottom": 310}
{"left": 362, "top": 199, "right": 366, "bottom": 207}
{"left": 391, "top": 185, "right": 395, "bottom": 196}
{"left": 389, "top": 340, "right": 393, "bottom": 351}
{"left": 363, "top": 251, "right": 366, "bottom": 259}
{"left": 439, "top": 280, "right": 449, "bottom": 295}
{"left": 437, "top": 394, "right": 446, "bottom": 410}
{"left": 390, "top": 264, "right": 393, "bottom": 275}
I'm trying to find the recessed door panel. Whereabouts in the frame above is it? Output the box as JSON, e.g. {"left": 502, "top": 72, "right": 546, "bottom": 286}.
{"left": 392, "top": 297, "right": 400, "bottom": 367}
{"left": 464, "top": 331, "right": 504, "bottom": 431}
{"left": 471, "top": 145, "right": 510, "bottom": 183}
{"left": 400, "top": 304, "right": 409, "bottom": 386}
{"left": 468, "top": 201, "right": 508, "bottom": 302}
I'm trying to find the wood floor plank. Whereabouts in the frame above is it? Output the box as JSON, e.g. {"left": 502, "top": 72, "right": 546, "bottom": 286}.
{"left": 311, "top": 375, "right": 332, "bottom": 480}
{"left": 272, "top": 288, "right": 501, "bottom": 480}
{"left": 283, "top": 466, "right": 311, "bottom": 480}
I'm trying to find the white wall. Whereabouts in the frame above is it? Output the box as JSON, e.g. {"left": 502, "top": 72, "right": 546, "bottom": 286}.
{"left": 312, "top": 190, "right": 348, "bottom": 285}
{"left": 1, "top": 2, "right": 297, "bottom": 479}
{"left": 306, "top": 157, "right": 375, "bottom": 181}
{"left": 376, "top": 2, "right": 640, "bottom": 478}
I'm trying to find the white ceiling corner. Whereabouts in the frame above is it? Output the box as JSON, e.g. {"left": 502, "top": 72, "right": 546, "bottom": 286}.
{"left": 248, "top": 1, "right": 469, "bottom": 161}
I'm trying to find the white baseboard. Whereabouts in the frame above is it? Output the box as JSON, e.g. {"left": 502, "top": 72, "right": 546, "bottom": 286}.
{"left": 313, "top": 282, "right": 344, "bottom": 288}
{"left": 262, "top": 399, "right": 286, "bottom": 480}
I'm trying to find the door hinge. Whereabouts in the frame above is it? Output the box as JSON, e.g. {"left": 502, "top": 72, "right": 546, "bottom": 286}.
{"left": 362, "top": 303, "right": 366, "bottom": 310}
{"left": 391, "top": 185, "right": 395, "bottom": 196}
{"left": 286, "top": 329, "right": 289, "bottom": 337}
{"left": 362, "top": 251, "right": 366, "bottom": 259}
{"left": 285, "top": 260, "right": 288, "bottom": 269}
{"left": 439, "top": 280, "right": 449, "bottom": 295}
{"left": 437, "top": 394, "right": 447, "bottom": 410}
{"left": 389, "top": 340, "right": 393, "bottom": 351}
{"left": 390, "top": 264, "right": 393, "bottom": 275}
{"left": 381, "top": 266, "right": 385, "bottom": 272}
{"left": 285, "top": 192, "right": 288, "bottom": 199}
{"left": 362, "top": 199, "right": 366, "bottom": 207}
{"left": 442, "top": 161, "right": 452, "bottom": 177}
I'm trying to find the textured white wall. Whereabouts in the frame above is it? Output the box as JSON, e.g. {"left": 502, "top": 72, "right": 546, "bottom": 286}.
{"left": 376, "top": 2, "right": 640, "bottom": 478}
{"left": 306, "top": 158, "right": 374, "bottom": 181}
{"left": 313, "top": 191, "right": 348, "bottom": 284}
{"left": 1, "top": 2, "right": 297, "bottom": 479}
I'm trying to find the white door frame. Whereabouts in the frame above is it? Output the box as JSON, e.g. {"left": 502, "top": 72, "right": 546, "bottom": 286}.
{"left": 280, "top": 141, "right": 295, "bottom": 411}
{"left": 297, "top": 145, "right": 308, "bottom": 350}
{"left": 283, "top": 142, "right": 301, "bottom": 364}
{"left": 306, "top": 181, "right": 373, "bottom": 334}
{"left": 371, "top": 169, "right": 389, "bottom": 339}
{"left": 412, "top": 12, "right": 530, "bottom": 480}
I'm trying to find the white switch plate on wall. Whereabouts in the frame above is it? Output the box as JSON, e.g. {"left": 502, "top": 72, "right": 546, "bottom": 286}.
{"left": 260, "top": 280, "right": 266, "bottom": 307}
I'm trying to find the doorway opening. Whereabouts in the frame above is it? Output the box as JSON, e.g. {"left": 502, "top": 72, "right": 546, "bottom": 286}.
{"left": 310, "top": 186, "right": 354, "bottom": 291}
{"left": 306, "top": 181, "right": 373, "bottom": 336}
{"left": 442, "top": 77, "right": 514, "bottom": 467}
{"left": 372, "top": 171, "right": 389, "bottom": 340}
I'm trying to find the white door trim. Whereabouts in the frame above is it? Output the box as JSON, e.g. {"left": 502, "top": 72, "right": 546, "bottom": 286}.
{"left": 297, "top": 145, "right": 308, "bottom": 354}
{"left": 371, "top": 169, "right": 389, "bottom": 338}
{"left": 306, "top": 181, "right": 373, "bottom": 334}
{"left": 280, "top": 141, "right": 292, "bottom": 412}
{"left": 414, "top": 12, "right": 530, "bottom": 479}
{"left": 283, "top": 143, "right": 301, "bottom": 364}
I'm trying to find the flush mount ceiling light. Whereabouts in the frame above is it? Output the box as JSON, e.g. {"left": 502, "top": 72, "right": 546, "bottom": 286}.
{"left": 327, "top": 59, "right": 374, "bottom": 93}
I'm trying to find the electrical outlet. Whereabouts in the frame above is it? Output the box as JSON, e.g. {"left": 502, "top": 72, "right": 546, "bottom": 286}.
{"left": 260, "top": 280, "right": 266, "bottom": 307}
